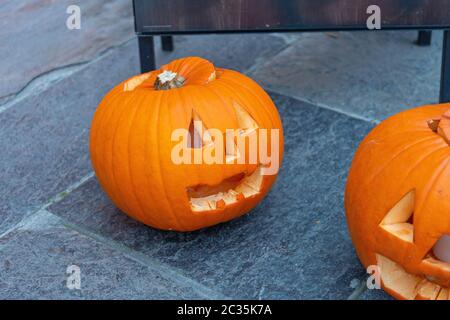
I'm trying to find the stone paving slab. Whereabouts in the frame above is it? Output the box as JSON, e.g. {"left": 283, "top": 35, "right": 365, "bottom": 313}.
{"left": 0, "top": 0, "right": 134, "bottom": 102}
{"left": 0, "top": 210, "right": 210, "bottom": 299}
{"left": 49, "top": 93, "right": 374, "bottom": 299}
{"left": 359, "top": 288, "right": 393, "bottom": 300}
{"left": 251, "top": 31, "right": 443, "bottom": 122}
{"left": 0, "top": 40, "right": 139, "bottom": 235}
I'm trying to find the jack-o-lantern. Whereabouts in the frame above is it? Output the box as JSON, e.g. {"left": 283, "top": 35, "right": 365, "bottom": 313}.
{"left": 90, "top": 57, "right": 283, "bottom": 231}
{"left": 345, "top": 104, "right": 450, "bottom": 300}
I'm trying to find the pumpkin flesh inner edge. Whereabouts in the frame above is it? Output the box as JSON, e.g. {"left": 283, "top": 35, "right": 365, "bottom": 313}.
{"left": 188, "top": 166, "right": 263, "bottom": 211}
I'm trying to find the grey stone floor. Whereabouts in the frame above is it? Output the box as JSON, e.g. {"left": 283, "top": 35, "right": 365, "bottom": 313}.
{"left": 0, "top": 1, "right": 444, "bottom": 299}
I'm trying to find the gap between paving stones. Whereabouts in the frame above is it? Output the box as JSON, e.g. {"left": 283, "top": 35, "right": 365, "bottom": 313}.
{"left": 40, "top": 208, "right": 228, "bottom": 300}
{"left": 0, "top": 37, "right": 137, "bottom": 115}
{"left": 265, "top": 88, "right": 380, "bottom": 125}
{"left": 347, "top": 278, "right": 369, "bottom": 300}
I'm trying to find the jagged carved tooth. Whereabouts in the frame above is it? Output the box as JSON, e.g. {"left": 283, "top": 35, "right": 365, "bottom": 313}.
{"left": 216, "top": 199, "right": 226, "bottom": 209}
{"left": 222, "top": 192, "right": 236, "bottom": 205}
{"left": 207, "top": 200, "right": 216, "bottom": 210}
{"left": 415, "top": 279, "right": 441, "bottom": 300}
{"left": 190, "top": 199, "right": 211, "bottom": 212}
{"left": 437, "top": 288, "right": 449, "bottom": 300}
{"left": 190, "top": 202, "right": 204, "bottom": 212}
{"left": 236, "top": 192, "right": 245, "bottom": 201}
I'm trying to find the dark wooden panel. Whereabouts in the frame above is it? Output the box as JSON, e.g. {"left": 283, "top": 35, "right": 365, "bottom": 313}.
{"left": 134, "top": 0, "right": 450, "bottom": 34}
{"left": 440, "top": 30, "right": 450, "bottom": 102}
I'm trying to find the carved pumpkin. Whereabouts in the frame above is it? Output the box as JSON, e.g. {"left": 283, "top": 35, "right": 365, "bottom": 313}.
{"left": 90, "top": 57, "right": 283, "bottom": 231}
{"left": 345, "top": 104, "right": 450, "bottom": 300}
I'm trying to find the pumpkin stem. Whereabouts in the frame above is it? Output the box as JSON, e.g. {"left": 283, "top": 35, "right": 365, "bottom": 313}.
{"left": 428, "top": 114, "right": 450, "bottom": 145}
{"left": 154, "top": 70, "right": 185, "bottom": 90}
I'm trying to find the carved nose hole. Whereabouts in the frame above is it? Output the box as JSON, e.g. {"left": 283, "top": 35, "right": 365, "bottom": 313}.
{"left": 187, "top": 111, "right": 212, "bottom": 149}
{"left": 187, "top": 119, "right": 202, "bottom": 148}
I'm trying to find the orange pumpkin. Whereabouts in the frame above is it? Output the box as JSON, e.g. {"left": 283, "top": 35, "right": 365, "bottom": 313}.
{"left": 90, "top": 57, "right": 283, "bottom": 231}
{"left": 345, "top": 104, "right": 450, "bottom": 300}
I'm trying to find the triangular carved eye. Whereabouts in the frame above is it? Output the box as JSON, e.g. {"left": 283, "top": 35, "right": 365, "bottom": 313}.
{"left": 380, "top": 190, "right": 415, "bottom": 243}
{"left": 187, "top": 111, "right": 212, "bottom": 149}
{"left": 224, "top": 102, "right": 259, "bottom": 163}
{"left": 232, "top": 101, "right": 259, "bottom": 133}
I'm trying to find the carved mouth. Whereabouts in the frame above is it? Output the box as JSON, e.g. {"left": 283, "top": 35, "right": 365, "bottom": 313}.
{"left": 376, "top": 254, "right": 450, "bottom": 300}
{"left": 187, "top": 166, "right": 263, "bottom": 212}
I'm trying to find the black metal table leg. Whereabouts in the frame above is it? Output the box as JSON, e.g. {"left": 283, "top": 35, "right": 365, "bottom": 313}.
{"left": 440, "top": 30, "right": 450, "bottom": 103}
{"left": 138, "top": 35, "right": 155, "bottom": 73}
{"left": 161, "top": 36, "right": 174, "bottom": 51}
{"left": 417, "top": 30, "right": 432, "bottom": 46}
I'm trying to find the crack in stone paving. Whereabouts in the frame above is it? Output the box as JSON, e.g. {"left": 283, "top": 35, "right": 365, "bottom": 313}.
{"left": 46, "top": 209, "right": 229, "bottom": 300}
{"left": 347, "top": 278, "right": 368, "bottom": 300}
{"left": 0, "top": 171, "right": 95, "bottom": 240}
{"left": 0, "top": 37, "right": 136, "bottom": 115}
{"left": 267, "top": 88, "right": 379, "bottom": 125}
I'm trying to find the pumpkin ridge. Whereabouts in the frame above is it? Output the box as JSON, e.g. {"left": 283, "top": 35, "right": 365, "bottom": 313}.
{"left": 202, "top": 84, "right": 241, "bottom": 130}
{"left": 92, "top": 89, "right": 127, "bottom": 199}
{"left": 174, "top": 85, "right": 194, "bottom": 132}
{"left": 362, "top": 135, "right": 442, "bottom": 185}
{"left": 103, "top": 90, "right": 137, "bottom": 214}
{"left": 90, "top": 88, "right": 122, "bottom": 200}
{"left": 365, "top": 129, "right": 438, "bottom": 144}
{"left": 125, "top": 92, "right": 153, "bottom": 225}
{"left": 413, "top": 157, "right": 450, "bottom": 243}
{"left": 155, "top": 90, "right": 184, "bottom": 230}
{"left": 142, "top": 90, "right": 167, "bottom": 228}
{"left": 401, "top": 144, "right": 450, "bottom": 187}
{"left": 111, "top": 92, "right": 145, "bottom": 218}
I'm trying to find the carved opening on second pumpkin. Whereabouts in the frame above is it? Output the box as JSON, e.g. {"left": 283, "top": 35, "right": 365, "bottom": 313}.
{"left": 188, "top": 166, "right": 263, "bottom": 212}
{"left": 432, "top": 235, "right": 450, "bottom": 263}
{"left": 380, "top": 190, "right": 415, "bottom": 243}
{"left": 421, "top": 235, "right": 450, "bottom": 269}
{"left": 376, "top": 254, "right": 449, "bottom": 300}
{"left": 417, "top": 238, "right": 450, "bottom": 289}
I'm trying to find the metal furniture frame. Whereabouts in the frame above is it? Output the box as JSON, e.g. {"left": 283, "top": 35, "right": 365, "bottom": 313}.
{"left": 133, "top": 0, "right": 450, "bottom": 102}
